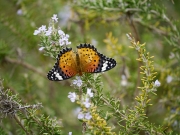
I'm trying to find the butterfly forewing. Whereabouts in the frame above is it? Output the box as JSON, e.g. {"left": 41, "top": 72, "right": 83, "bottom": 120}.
{"left": 77, "top": 43, "right": 116, "bottom": 73}
{"left": 77, "top": 44, "right": 100, "bottom": 73}
{"left": 47, "top": 48, "right": 78, "bottom": 81}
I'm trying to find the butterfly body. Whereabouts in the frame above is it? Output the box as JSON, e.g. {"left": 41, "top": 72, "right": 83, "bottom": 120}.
{"left": 75, "top": 53, "right": 83, "bottom": 76}
{"left": 47, "top": 43, "right": 116, "bottom": 81}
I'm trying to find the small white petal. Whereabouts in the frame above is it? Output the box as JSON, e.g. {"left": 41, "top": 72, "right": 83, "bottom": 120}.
{"left": 121, "top": 80, "right": 127, "bottom": 86}
{"left": 166, "top": 75, "right": 173, "bottom": 83}
{"left": 68, "top": 92, "right": 77, "bottom": 102}
{"left": 154, "top": 80, "right": 161, "bottom": 87}
{"left": 72, "top": 76, "right": 82, "bottom": 87}
{"left": 39, "top": 47, "right": 45, "bottom": 51}
{"left": 17, "top": 9, "right": 23, "bottom": 15}
{"left": 85, "top": 112, "right": 92, "bottom": 120}
{"left": 45, "top": 32, "right": 51, "bottom": 36}
{"left": 59, "top": 39, "right": 65, "bottom": 46}
{"left": 77, "top": 112, "right": 84, "bottom": 119}
{"left": 39, "top": 25, "right": 47, "bottom": 32}
{"left": 87, "top": 88, "right": 93, "bottom": 97}
{"left": 52, "top": 14, "right": 58, "bottom": 22}
{"left": 121, "top": 75, "right": 127, "bottom": 86}
{"left": 68, "top": 132, "right": 72, "bottom": 135}
{"left": 33, "top": 30, "right": 40, "bottom": 35}
{"left": 58, "top": 30, "right": 65, "bottom": 35}
{"left": 83, "top": 98, "right": 91, "bottom": 108}
{"left": 66, "top": 41, "right": 71, "bottom": 45}
{"left": 44, "top": 26, "right": 52, "bottom": 36}
{"left": 65, "top": 34, "right": 69, "bottom": 38}
{"left": 72, "top": 80, "right": 77, "bottom": 85}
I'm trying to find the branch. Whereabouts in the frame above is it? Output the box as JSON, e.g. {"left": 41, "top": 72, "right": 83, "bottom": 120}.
{"left": 14, "top": 114, "right": 31, "bottom": 135}
{"left": 4, "top": 57, "right": 72, "bottom": 86}
{"left": 5, "top": 57, "right": 45, "bottom": 77}
{"left": 102, "top": 74, "right": 117, "bottom": 89}
{"left": 133, "top": 18, "right": 168, "bottom": 36}
{"left": 127, "top": 14, "right": 141, "bottom": 96}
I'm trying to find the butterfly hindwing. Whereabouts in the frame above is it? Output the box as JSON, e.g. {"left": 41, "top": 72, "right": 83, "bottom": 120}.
{"left": 77, "top": 43, "right": 116, "bottom": 73}
{"left": 47, "top": 47, "right": 78, "bottom": 81}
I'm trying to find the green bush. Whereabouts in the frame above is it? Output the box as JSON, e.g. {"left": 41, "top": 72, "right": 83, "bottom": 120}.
{"left": 0, "top": 0, "right": 179, "bottom": 134}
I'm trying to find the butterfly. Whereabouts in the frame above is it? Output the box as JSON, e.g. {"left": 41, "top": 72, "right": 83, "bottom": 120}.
{"left": 47, "top": 43, "right": 116, "bottom": 81}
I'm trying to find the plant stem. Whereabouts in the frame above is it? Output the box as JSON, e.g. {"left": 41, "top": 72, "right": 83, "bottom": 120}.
{"left": 14, "top": 114, "right": 31, "bottom": 135}
{"left": 127, "top": 13, "right": 141, "bottom": 97}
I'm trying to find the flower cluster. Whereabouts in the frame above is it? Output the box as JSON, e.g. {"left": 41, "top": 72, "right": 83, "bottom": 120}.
{"left": 87, "top": 106, "right": 116, "bottom": 135}
{"left": 33, "top": 14, "right": 71, "bottom": 58}
{"left": 68, "top": 80, "right": 94, "bottom": 121}
{"left": 58, "top": 30, "right": 71, "bottom": 46}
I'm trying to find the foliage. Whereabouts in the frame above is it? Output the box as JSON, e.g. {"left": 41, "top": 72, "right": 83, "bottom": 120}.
{"left": 0, "top": 79, "right": 62, "bottom": 135}
{"left": 0, "top": 0, "right": 180, "bottom": 135}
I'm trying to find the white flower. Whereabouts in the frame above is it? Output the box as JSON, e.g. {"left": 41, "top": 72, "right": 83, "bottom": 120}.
{"left": 68, "top": 132, "right": 72, "bottom": 135}
{"left": 51, "top": 14, "right": 58, "bottom": 22}
{"left": 85, "top": 112, "right": 92, "bottom": 120}
{"left": 17, "top": 9, "right": 23, "bottom": 15}
{"left": 121, "top": 75, "right": 127, "bottom": 86}
{"left": 68, "top": 92, "right": 77, "bottom": 102}
{"left": 65, "top": 34, "right": 69, "bottom": 38}
{"left": 39, "top": 47, "right": 45, "bottom": 51}
{"left": 34, "top": 25, "right": 47, "bottom": 35}
{"left": 154, "top": 80, "right": 161, "bottom": 87}
{"left": 64, "top": 34, "right": 70, "bottom": 43}
{"left": 59, "top": 39, "right": 65, "bottom": 46}
{"left": 87, "top": 88, "right": 93, "bottom": 97}
{"left": 45, "top": 31, "right": 51, "bottom": 36}
{"left": 166, "top": 75, "right": 173, "bottom": 83}
{"left": 58, "top": 30, "right": 65, "bottom": 36}
{"left": 77, "top": 112, "right": 84, "bottom": 120}
{"left": 83, "top": 98, "right": 91, "bottom": 108}
{"left": 33, "top": 30, "right": 40, "bottom": 35}
{"left": 65, "top": 40, "right": 71, "bottom": 45}
{"left": 45, "top": 27, "right": 52, "bottom": 36}
{"left": 72, "top": 76, "right": 82, "bottom": 87}
{"left": 58, "top": 34, "right": 71, "bottom": 46}
{"left": 39, "top": 25, "right": 47, "bottom": 32}
{"left": 77, "top": 112, "right": 92, "bottom": 120}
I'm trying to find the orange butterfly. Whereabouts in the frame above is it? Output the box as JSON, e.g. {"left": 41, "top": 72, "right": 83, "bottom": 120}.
{"left": 47, "top": 43, "right": 116, "bottom": 81}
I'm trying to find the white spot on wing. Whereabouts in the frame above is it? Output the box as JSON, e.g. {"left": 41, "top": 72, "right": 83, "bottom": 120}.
{"left": 54, "top": 72, "right": 63, "bottom": 80}
{"left": 101, "top": 61, "right": 108, "bottom": 71}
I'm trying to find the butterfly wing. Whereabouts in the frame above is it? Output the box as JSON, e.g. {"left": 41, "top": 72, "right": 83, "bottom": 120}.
{"left": 47, "top": 47, "right": 78, "bottom": 81}
{"left": 77, "top": 43, "right": 116, "bottom": 73}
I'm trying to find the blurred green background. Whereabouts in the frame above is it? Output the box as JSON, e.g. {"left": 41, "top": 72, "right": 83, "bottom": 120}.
{"left": 0, "top": 0, "right": 180, "bottom": 134}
